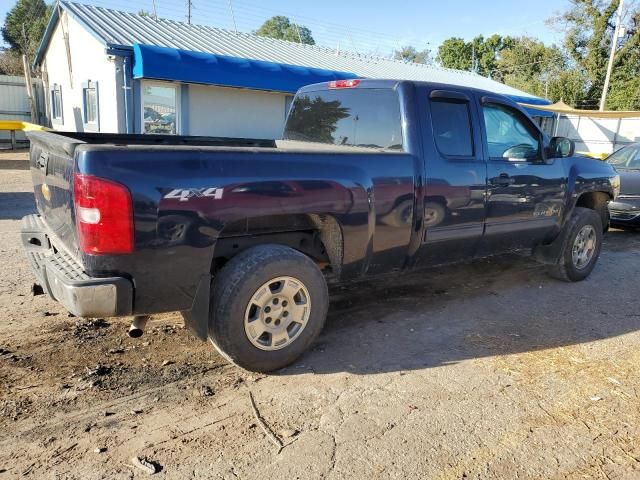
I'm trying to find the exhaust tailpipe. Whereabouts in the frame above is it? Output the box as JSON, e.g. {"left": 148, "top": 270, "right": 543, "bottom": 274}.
{"left": 128, "top": 315, "right": 150, "bottom": 338}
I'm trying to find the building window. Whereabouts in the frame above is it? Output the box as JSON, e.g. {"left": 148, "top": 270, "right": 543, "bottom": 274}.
{"left": 82, "top": 80, "right": 99, "bottom": 131}
{"left": 142, "top": 82, "right": 178, "bottom": 134}
{"left": 51, "top": 84, "right": 63, "bottom": 123}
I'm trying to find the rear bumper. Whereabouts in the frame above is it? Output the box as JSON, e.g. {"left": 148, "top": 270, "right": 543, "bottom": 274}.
{"left": 21, "top": 214, "right": 133, "bottom": 317}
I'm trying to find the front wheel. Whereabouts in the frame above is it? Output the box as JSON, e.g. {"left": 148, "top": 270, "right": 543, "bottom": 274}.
{"left": 547, "top": 207, "right": 603, "bottom": 282}
{"left": 209, "top": 244, "right": 328, "bottom": 372}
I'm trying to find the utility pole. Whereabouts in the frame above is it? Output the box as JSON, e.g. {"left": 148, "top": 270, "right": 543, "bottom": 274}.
{"left": 600, "top": 0, "right": 624, "bottom": 111}
{"left": 471, "top": 45, "right": 476, "bottom": 73}
{"left": 152, "top": 0, "right": 157, "bottom": 20}
{"left": 186, "top": 0, "right": 192, "bottom": 24}
{"left": 227, "top": 0, "right": 238, "bottom": 34}
{"left": 21, "top": 23, "right": 37, "bottom": 123}
{"left": 292, "top": 17, "right": 303, "bottom": 43}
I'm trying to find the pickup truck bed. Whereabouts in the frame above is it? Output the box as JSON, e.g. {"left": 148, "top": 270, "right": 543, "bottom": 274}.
{"left": 22, "top": 79, "right": 619, "bottom": 372}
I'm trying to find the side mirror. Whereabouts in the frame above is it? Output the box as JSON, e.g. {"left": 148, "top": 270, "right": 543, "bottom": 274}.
{"left": 549, "top": 137, "right": 575, "bottom": 158}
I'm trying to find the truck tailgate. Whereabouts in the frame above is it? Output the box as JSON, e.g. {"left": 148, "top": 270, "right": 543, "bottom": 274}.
{"left": 28, "top": 131, "right": 80, "bottom": 254}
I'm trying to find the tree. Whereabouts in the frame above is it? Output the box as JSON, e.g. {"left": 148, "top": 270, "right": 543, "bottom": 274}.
{"left": 554, "top": 0, "right": 640, "bottom": 109}
{"left": 285, "top": 96, "right": 349, "bottom": 143}
{"left": 493, "top": 36, "right": 587, "bottom": 105}
{"left": 437, "top": 37, "right": 472, "bottom": 70}
{"left": 255, "top": 16, "right": 315, "bottom": 45}
{"left": 607, "top": 57, "right": 640, "bottom": 110}
{"left": 393, "top": 45, "right": 432, "bottom": 64}
{"left": 437, "top": 35, "right": 510, "bottom": 76}
{"left": 436, "top": 34, "right": 587, "bottom": 106}
{"left": 0, "top": 49, "right": 23, "bottom": 75}
{"left": 2, "top": 0, "right": 52, "bottom": 58}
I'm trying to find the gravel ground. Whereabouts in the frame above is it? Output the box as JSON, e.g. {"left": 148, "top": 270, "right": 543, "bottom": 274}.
{"left": 1, "top": 159, "right": 640, "bottom": 479}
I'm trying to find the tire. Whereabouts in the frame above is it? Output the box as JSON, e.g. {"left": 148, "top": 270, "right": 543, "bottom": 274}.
{"left": 209, "top": 244, "right": 329, "bottom": 372}
{"left": 423, "top": 202, "right": 446, "bottom": 228}
{"left": 547, "top": 207, "right": 603, "bottom": 282}
{"left": 381, "top": 199, "right": 413, "bottom": 227}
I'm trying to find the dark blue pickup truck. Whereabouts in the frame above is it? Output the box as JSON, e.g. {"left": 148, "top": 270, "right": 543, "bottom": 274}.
{"left": 22, "top": 79, "right": 620, "bottom": 372}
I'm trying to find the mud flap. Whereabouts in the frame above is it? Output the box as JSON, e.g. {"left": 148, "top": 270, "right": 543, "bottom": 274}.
{"left": 532, "top": 224, "right": 572, "bottom": 266}
{"left": 181, "top": 274, "right": 212, "bottom": 341}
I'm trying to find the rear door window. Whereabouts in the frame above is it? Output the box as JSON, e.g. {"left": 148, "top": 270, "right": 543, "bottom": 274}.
{"left": 430, "top": 98, "right": 474, "bottom": 157}
{"left": 284, "top": 88, "right": 403, "bottom": 150}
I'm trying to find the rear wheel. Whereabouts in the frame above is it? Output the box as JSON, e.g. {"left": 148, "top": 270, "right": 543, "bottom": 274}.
{"left": 423, "top": 202, "right": 446, "bottom": 227}
{"left": 547, "top": 207, "right": 603, "bottom": 282}
{"left": 209, "top": 244, "right": 328, "bottom": 372}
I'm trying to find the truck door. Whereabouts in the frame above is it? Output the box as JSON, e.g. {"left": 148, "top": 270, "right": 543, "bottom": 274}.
{"left": 478, "top": 96, "right": 566, "bottom": 253}
{"left": 415, "top": 87, "right": 487, "bottom": 265}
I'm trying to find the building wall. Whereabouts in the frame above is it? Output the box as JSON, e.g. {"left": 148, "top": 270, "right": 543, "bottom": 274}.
{"left": 40, "top": 12, "right": 121, "bottom": 133}
{"left": 187, "top": 84, "right": 288, "bottom": 139}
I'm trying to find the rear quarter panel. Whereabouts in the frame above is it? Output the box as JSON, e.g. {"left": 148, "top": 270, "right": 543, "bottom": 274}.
{"left": 76, "top": 146, "right": 416, "bottom": 314}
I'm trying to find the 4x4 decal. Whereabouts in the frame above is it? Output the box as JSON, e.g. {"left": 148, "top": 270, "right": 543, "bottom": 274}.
{"left": 163, "top": 187, "right": 224, "bottom": 202}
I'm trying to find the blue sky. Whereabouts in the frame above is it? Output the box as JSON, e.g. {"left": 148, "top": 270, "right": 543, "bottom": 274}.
{"left": 1, "top": 0, "right": 571, "bottom": 54}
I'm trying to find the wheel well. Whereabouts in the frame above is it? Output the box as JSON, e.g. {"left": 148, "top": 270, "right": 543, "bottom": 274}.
{"left": 211, "top": 214, "right": 343, "bottom": 280}
{"left": 425, "top": 195, "right": 447, "bottom": 205}
{"left": 575, "top": 191, "right": 610, "bottom": 231}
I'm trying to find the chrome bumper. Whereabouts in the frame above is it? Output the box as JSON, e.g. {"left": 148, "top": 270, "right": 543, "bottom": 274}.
{"left": 21, "top": 214, "right": 133, "bottom": 317}
{"left": 609, "top": 199, "right": 640, "bottom": 223}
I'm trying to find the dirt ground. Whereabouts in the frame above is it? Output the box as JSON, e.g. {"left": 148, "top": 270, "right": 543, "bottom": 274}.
{"left": 1, "top": 156, "right": 640, "bottom": 479}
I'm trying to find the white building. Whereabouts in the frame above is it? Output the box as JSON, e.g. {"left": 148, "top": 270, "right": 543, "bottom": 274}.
{"left": 34, "top": 1, "right": 554, "bottom": 138}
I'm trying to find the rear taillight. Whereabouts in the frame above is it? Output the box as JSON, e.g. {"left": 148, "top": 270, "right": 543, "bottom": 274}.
{"left": 328, "top": 79, "right": 361, "bottom": 89}
{"left": 73, "top": 173, "right": 134, "bottom": 254}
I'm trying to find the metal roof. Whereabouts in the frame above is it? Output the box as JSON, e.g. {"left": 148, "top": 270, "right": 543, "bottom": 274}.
{"left": 36, "top": 1, "right": 546, "bottom": 101}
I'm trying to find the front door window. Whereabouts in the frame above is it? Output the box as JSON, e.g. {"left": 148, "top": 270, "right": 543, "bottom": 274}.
{"left": 483, "top": 104, "right": 541, "bottom": 161}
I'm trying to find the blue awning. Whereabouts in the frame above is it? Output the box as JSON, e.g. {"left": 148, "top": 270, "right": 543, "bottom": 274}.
{"left": 508, "top": 94, "right": 555, "bottom": 118}
{"left": 132, "top": 43, "right": 358, "bottom": 93}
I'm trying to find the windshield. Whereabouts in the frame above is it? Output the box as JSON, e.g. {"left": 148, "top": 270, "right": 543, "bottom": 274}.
{"left": 283, "top": 88, "right": 403, "bottom": 150}
{"left": 606, "top": 145, "right": 640, "bottom": 168}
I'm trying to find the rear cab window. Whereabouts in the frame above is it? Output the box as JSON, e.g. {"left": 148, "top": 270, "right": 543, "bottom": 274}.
{"left": 283, "top": 87, "right": 404, "bottom": 151}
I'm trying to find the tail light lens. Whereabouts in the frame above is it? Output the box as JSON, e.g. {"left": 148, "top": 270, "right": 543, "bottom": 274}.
{"left": 73, "top": 173, "right": 134, "bottom": 254}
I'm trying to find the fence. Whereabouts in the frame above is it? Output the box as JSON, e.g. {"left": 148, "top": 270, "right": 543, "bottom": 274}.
{"left": 0, "top": 74, "right": 46, "bottom": 146}
{"left": 554, "top": 115, "right": 640, "bottom": 157}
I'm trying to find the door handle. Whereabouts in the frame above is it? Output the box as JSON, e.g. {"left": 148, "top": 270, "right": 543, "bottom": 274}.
{"left": 490, "top": 173, "right": 515, "bottom": 187}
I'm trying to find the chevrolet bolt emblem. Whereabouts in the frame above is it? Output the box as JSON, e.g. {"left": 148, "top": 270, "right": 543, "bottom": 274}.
{"left": 41, "top": 183, "right": 51, "bottom": 201}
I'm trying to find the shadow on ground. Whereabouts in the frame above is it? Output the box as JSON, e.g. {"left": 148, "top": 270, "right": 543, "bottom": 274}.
{"left": 0, "top": 192, "right": 35, "bottom": 220}
{"left": 0, "top": 160, "right": 29, "bottom": 170}
{"left": 279, "top": 229, "right": 640, "bottom": 376}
